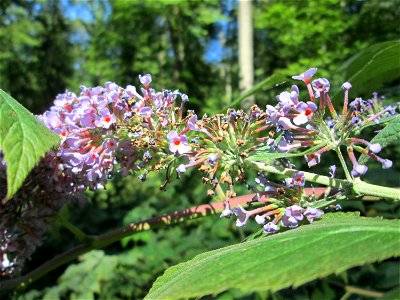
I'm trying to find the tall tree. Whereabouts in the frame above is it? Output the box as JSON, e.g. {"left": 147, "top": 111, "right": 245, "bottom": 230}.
{"left": 238, "top": 0, "right": 254, "bottom": 110}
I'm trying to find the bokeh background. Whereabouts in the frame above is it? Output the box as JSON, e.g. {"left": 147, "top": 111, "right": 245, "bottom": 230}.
{"left": 1, "top": 0, "right": 399, "bottom": 299}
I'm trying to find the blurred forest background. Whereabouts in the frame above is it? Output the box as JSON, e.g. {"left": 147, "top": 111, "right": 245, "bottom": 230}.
{"left": 1, "top": 0, "right": 399, "bottom": 299}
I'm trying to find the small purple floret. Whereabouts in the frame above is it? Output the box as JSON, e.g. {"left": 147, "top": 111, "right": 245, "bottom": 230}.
{"left": 232, "top": 205, "right": 250, "bottom": 227}
{"left": 139, "top": 74, "right": 152, "bottom": 87}
{"left": 263, "top": 222, "right": 279, "bottom": 234}
{"left": 303, "top": 207, "right": 324, "bottom": 223}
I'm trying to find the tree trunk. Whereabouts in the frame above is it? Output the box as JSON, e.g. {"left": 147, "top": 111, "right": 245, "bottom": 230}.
{"left": 238, "top": 0, "right": 254, "bottom": 111}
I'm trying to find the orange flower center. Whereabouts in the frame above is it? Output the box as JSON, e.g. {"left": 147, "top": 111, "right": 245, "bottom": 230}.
{"left": 174, "top": 140, "right": 181, "bottom": 146}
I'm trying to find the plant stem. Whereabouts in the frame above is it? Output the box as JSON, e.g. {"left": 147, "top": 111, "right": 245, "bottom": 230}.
{"left": 56, "top": 214, "right": 88, "bottom": 241}
{"left": 335, "top": 147, "right": 352, "bottom": 181}
{"left": 352, "top": 179, "right": 400, "bottom": 201}
{"left": 252, "top": 161, "right": 351, "bottom": 191}
{"left": 345, "top": 285, "right": 384, "bottom": 298}
{"left": 251, "top": 161, "right": 400, "bottom": 201}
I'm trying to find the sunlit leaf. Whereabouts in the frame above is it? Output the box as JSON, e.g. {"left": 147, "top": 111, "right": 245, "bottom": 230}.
{"left": 0, "top": 89, "right": 60, "bottom": 201}
{"left": 333, "top": 41, "right": 400, "bottom": 101}
{"left": 146, "top": 213, "right": 399, "bottom": 299}
{"left": 227, "top": 73, "right": 287, "bottom": 110}
{"left": 249, "top": 144, "right": 325, "bottom": 162}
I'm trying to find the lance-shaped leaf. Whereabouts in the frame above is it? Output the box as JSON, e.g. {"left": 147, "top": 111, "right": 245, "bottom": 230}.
{"left": 226, "top": 73, "right": 287, "bottom": 110}
{"left": 146, "top": 213, "right": 400, "bottom": 299}
{"left": 249, "top": 144, "right": 325, "bottom": 163}
{"left": 333, "top": 40, "right": 400, "bottom": 102}
{"left": 0, "top": 89, "right": 60, "bottom": 201}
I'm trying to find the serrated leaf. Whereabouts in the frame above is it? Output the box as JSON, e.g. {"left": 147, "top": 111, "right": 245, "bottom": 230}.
{"left": 146, "top": 213, "right": 399, "bottom": 299}
{"left": 0, "top": 89, "right": 60, "bottom": 201}
{"left": 226, "top": 73, "right": 287, "bottom": 110}
{"left": 249, "top": 144, "right": 325, "bottom": 162}
{"left": 358, "top": 114, "right": 400, "bottom": 164}
{"left": 333, "top": 41, "right": 400, "bottom": 102}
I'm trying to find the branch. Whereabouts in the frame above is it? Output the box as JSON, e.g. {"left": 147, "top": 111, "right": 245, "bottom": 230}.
{"left": 0, "top": 193, "right": 266, "bottom": 292}
{"left": 252, "top": 162, "right": 400, "bottom": 201}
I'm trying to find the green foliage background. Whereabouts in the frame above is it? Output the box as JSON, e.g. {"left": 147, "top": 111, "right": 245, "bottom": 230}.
{"left": 0, "top": 0, "right": 399, "bottom": 298}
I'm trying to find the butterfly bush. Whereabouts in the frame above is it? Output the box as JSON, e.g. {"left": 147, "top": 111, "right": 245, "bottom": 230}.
{"left": 0, "top": 69, "right": 397, "bottom": 276}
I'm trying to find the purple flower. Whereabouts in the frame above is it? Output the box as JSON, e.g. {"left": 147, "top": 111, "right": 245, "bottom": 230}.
{"left": 167, "top": 131, "right": 191, "bottom": 154}
{"left": 139, "top": 107, "right": 152, "bottom": 118}
{"left": 277, "top": 117, "right": 294, "bottom": 130}
{"left": 351, "top": 116, "right": 362, "bottom": 126}
{"left": 368, "top": 143, "right": 381, "bottom": 154}
{"left": 350, "top": 98, "right": 367, "bottom": 113}
{"left": 102, "top": 139, "right": 117, "bottom": 155}
{"left": 181, "top": 94, "right": 189, "bottom": 102}
{"left": 312, "top": 78, "right": 330, "bottom": 96}
{"left": 207, "top": 154, "right": 219, "bottom": 166}
{"left": 232, "top": 205, "right": 250, "bottom": 227}
{"left": 255, "top": 215, "right": 266, "bottom": 225}
{"left": 305, "top": 153, "right": 321, "bottom": 167}
{"left": 125, "top": 85, "right": 143, "bottom": 100}
{"left": 63, "top": 152, "right": 84, "bottom": 173}
{"left": 266, "top": 105, "right": 281, "bottom": 123}
{"left": 303, "top": 207, "right": 324, "bottom": 223}
{"left": 220, "top": 201, "right": 232, "bottom": 218}
{"left": 80, "top": 113, "right": 97, "bottom": 128}
{"left": 351, "top": 164, "right": 368, "bottom": 177}
{"left": 341, "top": 82, "right": 352, "bottom": 91}
{"left": 288, "top": 205, "right": 304, "bottom": 220}
{"left": 108, "top": 90, "right": 120, "bottom": 102}
{"left": 329, "top": 165, "right": 336, "bottom": 178}
{"left": 292, "top": 68, "right": 318, "bottom": 84}
{"left": 293, "top": 101, "right": 317, "bottom": 125}
{"left": 277, "top": 139, "right": 292, "bottom": 153}
{"left": 86, "top": 166, "right": 103, "bottom": 182}
{"left": 105, "top": 81, "right": 119, "bottom": 92}
{"left": 187, "top": 115, "right": 201, "bottom": 131}
{"left": 381, "top": 159, "right": 393, "bottom": 169}
{"left": 95, "top": 108, "right": 116, "bottom": 129}
{"left": 176, "top": 164, "right": 186, "bottom": 173}
{"left": 292, "top": 171, "right": 305, "bottom": 187}
{"left": 139, "top": 74, "right": 152, "bottom": 87}
{"left": 42, "top": 111, "right": 62, "bottom": 130}
{"left": 281, "top": 205, "right": 303, "bottom": 228}
{"left": 263, "top": 222, "right": 279, "bottom": 234}
{"left": 281, "top": 215, "right": 299, "bottom": 228}
{"left": 276, "top": 91, "right": 295, "bottom": 107}
{"left": 85, "top": 152, "right": 99, "bottom": 166}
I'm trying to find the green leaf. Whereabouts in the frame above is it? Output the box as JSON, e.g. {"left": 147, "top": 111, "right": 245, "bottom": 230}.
{"left": 358, "top": 115, "right": 400, "bottom": 164}
{"left": 359, "top": 115, "right": 397, "bottom": 131}
{"left": 146, "top": 213, "right": 400, "bottom": 299}
{"left": 249, "top": 144, "right": 325, "bottom": 162}
{"left": 0, "top": 89, "right": 60, "bottom": 201}
{"left": 333, "top": 41, "right": 400, "bottom": 101}
{"left": 226, "top": 73, "right": 287, "bottom": 110}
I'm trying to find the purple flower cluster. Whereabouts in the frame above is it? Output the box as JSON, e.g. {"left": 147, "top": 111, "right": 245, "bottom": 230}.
{"left": 221, "top": 171, "right": 323, "bottom": 235}
{"left": 263, "top": 68, "right": 396, "bottom": 178}
{"left": 39, "top": 75, "right": 194, "bottom": 190}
